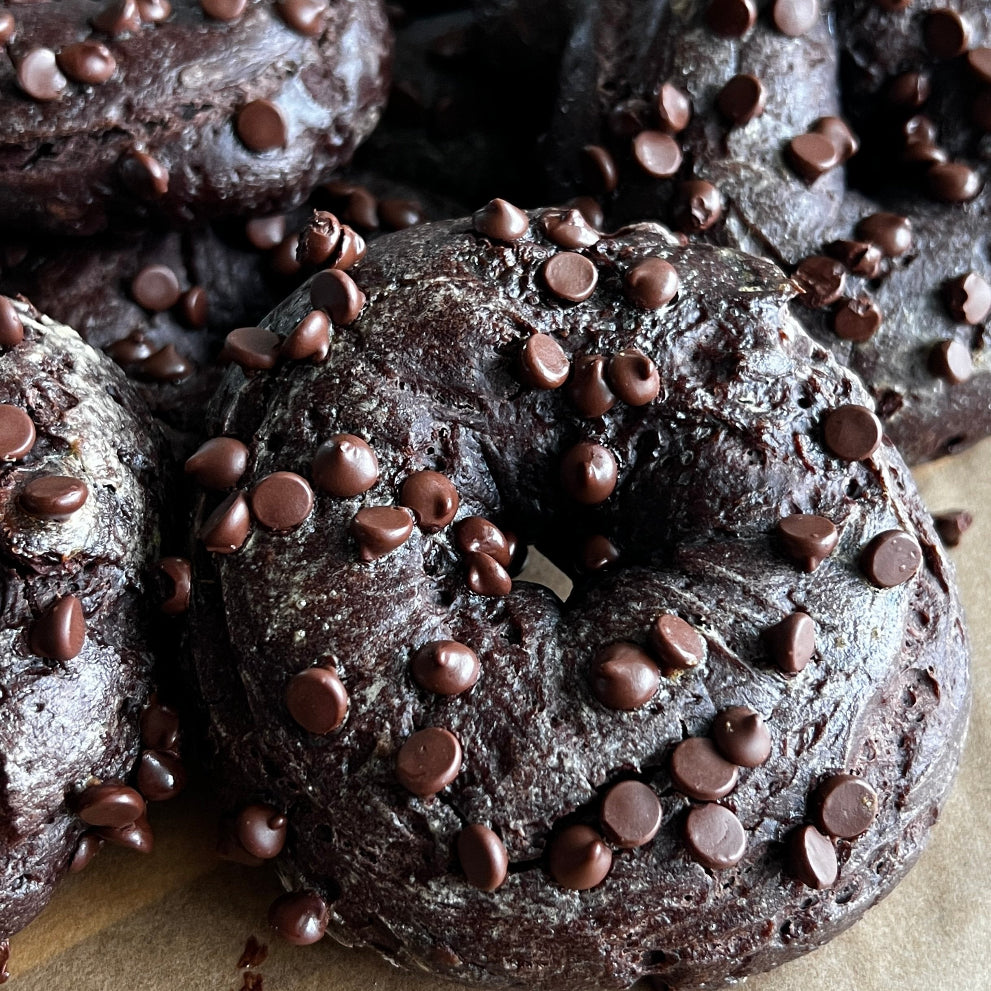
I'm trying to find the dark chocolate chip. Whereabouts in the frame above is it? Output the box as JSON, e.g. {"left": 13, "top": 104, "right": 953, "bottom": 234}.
{"left": 927, "top": 162, "right": 982, "bottom": 203}
{"left": 139, "top": 344, "right": 193, "bottom": 383}
{"left": 455, "top": 517, "right": 511, "bottom": 567}
{"left": 966, "top": 47, "right": 991, "bottom": 85}
{"left": 833, "top": 297, "right": 882, "bottom": 342}
{"left": 548, "top": 825, "right": 612, "bottom": 890}
{"left": 313, "top": 435, "right": 378, "bottom": 497}
{"left": 412, "top": 641, "right": 480, "bottom": 695}
{"left": 17, "top": 48, "right": 67, "bottom": 101}
{"left": 590, "top": 642, "right": 660, "bottom": 710}
{"left": 155, "top": 557, "right": 191, "bottom": 615}
{"left": 786, "top": 133, "right": 840, "bottom": 184}
{"left": 473, "top": 199, "right": 529, "bottom": 242}
{"left": 577, "top": 534, "right": 620, "bottom": 572}
{"left": 625, "top": 258, "right": 679, "bottom": 308}
{"left": 811, "top": 117, "right": 859, "bottom": 162}
{"left": 543, "top": 253, "right": 598, "bottom": 303}
{"left": 224, "top": 326, "right": 281, "bottom": 371}
{"left": 465, "top": 552, "right": 513, "bottom": 597}
{"left": 185, "top": 437, "right": 249, "bottom": 489}
{"left": 247, "top": 214, "right": 288, "bottom": 251}
{"left": 763, "top": 612, "right": 815, "bottom": 674}
{"left": 283, "top": 311, "right": 331, "bottom": 362}
{"left": 457, "top": 825, "right": 508, "bottom": 891}
{"left": 309, "top": 269, "right": 366, "bottom": 325}
{"left": 77, "top": 783, "right": 145, "bottom": 828}
{"left": 705, "top": 0, "right": 756, "bottom": 37}
{"left": 656, "top": 83, "right": 691, "bottom": 134}
{"left": 20, "top": 476, "right": 88, "bottom": 521}
{"left": 568, "top": 355, "right": 616, "bottom": 417}
{"left": 600, "top": 780, "right": 662, "bottom": 848}
{"left": 180, "top": 286, "right": 209, "bottom": 328}
{"left": 670, "top": 738, "right": 739, "bottom": 802}
{"left": 0, "top": 298, "right": 24, "bottom": 349}
{"left": 131, "top": 264, "right": 181, "bottom": 312}
{"left": 792, "top": 257, "right": 846, "bottom": 308}
{"left": 201, "top": 0, "right": 246, "bottom": 18}
{"left": 887, "top": 71, "right": 931, "bottom": 109}
{"left": 649, "top": 614, "right": 704, "bottom": 672}
{"left": 778, "top": 514, "right": 838, "bottom": 571}
{"left": 822, "top": 404, "right": 883, "bottom": 460}
{"left": 632, "top": 130, "right": 683, "bottom": 178}
{"left": 0, "top": 405, "right": 35, "bottom": 461}
{"left": 608, "top": 348, "right": 660, "bottom": 406}
{"left": 341, "top": 187, "right": 379, "bottom": 232}
{"left": 520, "top": 334, "right": 570, "bottom": 389}
{"left": 141, "top": 701, "right": 180, "bottom": 751}
{"left": 396, "top": 727, "right": 462, "bottom": 798}
{"left": 57, "top": 41, "right": 116, "bottom": 85}
{"left": 378, "top": 198, "right": 423, "bottom": 231}
{"left": 855, "top": 213, "right": 912, "bottom": 258}
{"left": 861, "top": 529, "right": 922, "bottom": 588}
{"left": 137, "top": 750, "right": 186, "bottom": 801}
{"left": 92, "top": 0, "right": 142, "bottom": 35}
{"left": 69, "top": 834, "right": 103, "bottom": 874}
{"left": 236, "top": 804, "right": 287, "bottom": 859}
{"left": 815, "top": 773, "right": 878, "bottom": 838}
{"left": 120, "top": 150, "right": 169, "bottom": 200}
{"left": 560, "top": 442, "right": 618, "bottom": 504}
{"left": 944, "top": 273, "right": 991, "bottom": 324}
{"left": 581, "top": 145, "right": 619, "bottom": 194}
{"left": 712, "top": 707, "right": 771, "bottom": 767}
{"left": 827, "top": 240, "right": 882, "bottom": 278}
{"left": 0, "top": 12, "right": 15, "bottom": 45}
{"left": 350, "top": 506, "right": 414, "bottom": 561}
{"left": 250, "top": 472, "right": 314, "bottom": 531}
{"left": 674, "top": 180, "right": 723, "bottom": 232}
{"left": 276, "top": 0, "right": 328, "bottom": 36}
{"left": 540, "top": 208, "right": 600, "bottom": 250}
{"left": 296, "top": 210, "right": 339, "bottom": 266}
{"left": 788, "top": 825, "right": 837, "bottom": 888}
{"left": 929, "top": 340, "right": 973, "bottom": 384}
{"left": 684, "top": 804, "right": 746, "bottom": 870}
{"left": 237, "top": 99, "right": 288, "bottom": 152}
{"left": 567, "top": 196, "right": 605, "bottom": 229}
{"left": 269, "top": 892, "right": 328, "bottom": 946}
{"left": 772, "top": 0, "right": 818, "bottom": 37}
{"left": 200, "top": 492, "right": 251, "bottom": 553}
{"left": 138, "top": 0, "right": 171, "bottom": 23}
{"left": 399, "top": 470, "right": 459, "bottom": 532}
{"left": 97, "top": 812, "right": 153, "bottom": 854}
{"left": 31, "top": 595, "right": 86, "bottom": 660}
{"left": 331, "top": 226, "right": 366, "bottom": 271}
{"left": 923, "top": 9, "right": 970, "bottom": 58}
{"left": 934, "top": 509, "right": 973, "bottom": 547}
{"left": 286, "top": 666, "right": 349, "bottom": 734}
{"left": 717, "top": 74, "right": 765, "bottom": 126}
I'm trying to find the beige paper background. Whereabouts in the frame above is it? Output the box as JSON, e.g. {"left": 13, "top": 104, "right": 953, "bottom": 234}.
{"left": 8, "top": 441, "right": 990, "bottom": 991}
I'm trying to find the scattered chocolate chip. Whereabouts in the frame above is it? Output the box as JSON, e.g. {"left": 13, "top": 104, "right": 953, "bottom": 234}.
{"left": 944, "top": 273, "right": 991, "bottom": 324}
{"left": 139, "top": 344, "right": 193, "bottom": 383}
{"left": 155, "top": 557, "right": 191, "bottom": 615}
{"left": 69, "top": 834, "right": 103, "bottom": 874}
{"left": 567, "top": 196, "right": 605, "bottom": 229}
{"left": 269, "top": 892, "right": 329, "bottom": 946}
{"left": 0, "top": 405, "right": 35, "bottom": 461}
{"left": 396, "top": 727, "right": 462, "bottom": 798}
{"left": 717, "top": 74, "right": 766, "bottom": 126}
{"left": 674, "top": 180, "right": 723, "bottom": 232}
{"left": 351, "top": 506, "right": 414, "bottom": 561}
{"left": 0, "top": 298, "right": 24, "bottom": 349}
{"left": 180, "top": 286, "right": 209, "bottom": 328}
{"left": 17, "top": 48, "right": 67, "bottom": 101}
{"left": 185, "top": 437, "right": 249, "bottom": 489}
{"left": 712, "top": 707, "right": 771, "bottom": 767}
{"left": 236, "top": 804, "right": 287, "bottom": 860}
{"left": 131, "top": 264, "right": 181, "bottom": 311}
{"left": 543, "top": 252, "right": 598, "bottom": 303}
{"left": 457, "top": 825, "right": 508, "bottom": 891}
{"left": 237, "top": 99, "right": 288, "bottom": 152}
{"left": 632, "top": 130, "right": 683, "bottom": 178}
{"left": 625, "top": 257, "right": 679, "bottom": 308}
{"left": 861, "top": 529, "right": 922, "bottom": 588}
{"left": 224, "top": 326, "right": 281, "bottom": 371}
{"left": 473, "top": 199, "right": 529, "bottom": 242}
{"left": 379, "top": 198, "right": 423, "bottom": 231}
{"left": 548, "top": 825, "right": 612, "bottom": 890}
{"left": 656, "top": 83, "right": 692, "bottom": 134}
{"left": 811, "top": 117, "right": 859, "bottom": 162}
{"left": 815, "top": 773, "right": 878, "bottom": 838}
{"left": 57, "top": 41, "right": 116, "bottom": 85}
{"left": 97, "top": 812, "right": 153, "bottom": 853}
{"left": 578, "top": 534, "right": 620, "bottom": 572}
{"left": 670, "top": 737, "right": 739, "bottom": 802}
{"left": 247, "top": 215, "right": 288, "bottom": 252}
{"left": 296, "top": 211, "right": 339, "bottom": 266}
{"left": 341, "top": 187, "right": 379, "bottom": 231}
{"left": 608, "top": 349, "right": 660, "bottom": 406}
{"left": 541, "top": 208, "right": 600, "bottom": 250}
{"left": 120, "top": 149, "right": 169, "bottom": 200}
{"left": 778, "top": 514, "right": 838, "bottom": 571}
{"left": 250, "top": 472, "right": 314, "bottom": 531}
{"left": 581, "top": 145, "right": 619, "bottom": 194}
{"left": 141, "top": 701, "right": 180, "bottom": 751}
{"left": 560, "top": 442, "right": 618, "bottom": 504}
{"left": 465, "top": 552, "right": 513, "bottom": 597}
{"left": 590, "top": 642, "right": 660, "bottom": 710}
{"left": 855, "top": 213, "right": 912, "bottom": 258}
{"left": 138, "top": 0, "right": 171, "bottom": 22}
{"left": 929, "top": 339, "right": 973, "bottom": 384}
{"left": 286, "top": 666, "right": 349, "bottom": 734}
{"left": 600, "top": 780, "right": 662, "bottom": 848}
{"left": 684, "top": 803, "right": 746, "bottom": 870}
{"left": 277, "top": 0, "right": 328, "bottom": 36}
{"left": 822, "top": 404, "right": 883, "bottom": 461}
{"left": 0, "top": 12, "right": 15, "bottom": 45}
{"left": 309, "top": 268, "right": 366, "bottom": 325}
{"left": 833, "top": 297, "right": 883, "bottom": 342}
{"left": 92, "top": 0, "right": 142, "bottom": 35}
{"left": 792, "top": 257, "right": 846, "bottom": 308}
{"left": 399, "top": 470, "right": 459, "bottom": 532}
{"left": 705, "top": 0, "right": 756, "bottom": 37}
{"left": 137, "top": 750, "right": 186, "bottom": 801}
{"left": 313, "top": 434, "right": 378, "bottom": 497}
{"left": 568, "top": 355, "right": 616, "bottom": 417}
{"left": 772, "top": 0, "right": 818, "bottom": 37}
{"left": 411, "top": 641, "right": 480, "bottom": 695}
{"left": 200, "top": 492, "right": 251, "bottom": 553}
{"left": 31, "top": 595, "right": 86, "bottom": 660}
{"left": 331, "top": 226, "right": 366, "bottom": 271}
{"left": 827, "top": 240, "right": 882, "bottom": 278}
{"left": 934, "top": 509, "right": 973, "bottom": 547}
{"left": 786, "top": 133, "right": 840, "bottom": 184}
{"left": 927, "top": 162, "right": 982, "bottom": 203}
{"left": 763, "top": 611, "right": 815, "bottom": 674}
{"left": 649, "top": 614, "right": 704, "bottom": 672}
{"left": 923, "top": 9, "right": 970, "bottom": 58}
{"left": 201, "top": 0, "right": 246, "bottom": 18}
{"left": 76, "top": 783, "right": 145, "bottom": 828}
{"left": 520, "top": 334, "right": 570, "bottom": 389}
{"left": 20, "top": 475, "right": 88, "bottom": 521}
{"left": 967, "top": 47, "right": 991, "bottom": 85}
{"left": 887, "top": 71, "right": 931, "bottom": 109}
{"left": 281, "top": 310, "right": 330, "bottom": 363}
{"left": 455, "top": 517, "right": 511, "bottom": 568}
{"left": 788, "top": 825, "right": 837, "bottom": 888}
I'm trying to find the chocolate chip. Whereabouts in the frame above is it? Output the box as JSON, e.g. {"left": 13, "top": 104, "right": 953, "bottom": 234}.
{"left": 632, "top": 130, "right": 683, "bottom": 178}
{"left": 137, "top": 750, "right": 186, "bottom": 801}
{"left": 180, "top": 286, "right": 209, "bottom": 328}
{"left": 141, "top": 701, "right": 180, "bottom": 751}
{"left": 887, "top": 71, "right": 931, "bottom": 109}
{"left": 656, "top": 83, "right": 691, "bottom": 134}
{"left": 455, "top": 517, "right": 511, "bottom": 567}
{"left": 674, "top": 180, "right": 723, "bottom": 232}
{"left": 411, "top": 641, "right": 480, "bottom": 695}
{"left": 250, "top": 472, "right": 314, "bottom": 531}
{"left": 351, "top": 506, "right": 414, "bottom": 561}
{"left": 93, "top": 0, "right": 142, "bottom": 34}
{"left": 560, "top": 442, "right": 618, "bottom": 504}
{"left": 237, "top": 99, "right": 288, "bottom": 152}
{"left": 185, "top": 437, "right": 249, "bottom": 490}
{"left": 457, "top": 825, "right": 508, "bottom": 891}
{"left": 247, "top": 214, "right": 288, "bottom": 251}
{"left": 520, "top": 334, "right": 570, "bottom": 389}
{"left": 608, "top": 348, "right": 660, "bottom": 406}
{"left": 929, "top": 339, "right": 973, "bottom": 384}
{"left": 139, "top": 344, "right": 193, "bottom": 383}
{"left": 567, "top": 196, "right": 605, "bottom": 229}
{"left": 788, "top": 825, "right": 837, "bottom": 888}
{"left": 944, "top": 273, "right": 991, "bottom": 324}
{"left": 649, "top": 614, "right": 704, "bottom": 672}
{"left": 712, "top": 707, "right": 771, "bottom": 767}
{"left": 0, "top": 12, "right": 15, "bottom": 44}
{"left": 705, "top": 0, "right": 756, "bottom": 37}
{"left": 763, "top": 611, "right": 815, "bottom": 674}
{"left": 200, "top": 492, "right": 251, "bottom": 553}
{"left": 224, "top": 326, "right": 281, "bottom": 371}
{"left": 684, "top": 804, "right": 746, "bottom": 870}
{"left": 276, "top": 0, "right": 327, "bottom": 35}
{"left": 717, "top": 74, "right": 765, "bottom": 126}
{"left": 379, "top": 198, "right": 423, "bottom": 231}
{"left": 20, "top": 476, "right": 88, "bottom": 521}
{"left": 924, "top": 9, "right": 970, "bottom": 58}
{"left": 934, "top": 509, "right": 973, "bottom": 547}
{"left": 155, "top": 557, "right": 191, "bottom": 615}
{"left": 792, "top": 257, "right": 846, "bottom": 308}
{"left": 786, "top": 133, "right": 840, "bottom": 184}
{"left": 473, "top": 199, "right": 529, "bottom": 242}
{"left": 548, "top": 825, "right": 612, "bottom": 890}
{"left": 396, "top": 727, "right": 462, "bottom": 798}
{"left": 927, "top": 162, "right": 982, "bottom": 203}
{"left": 283, "top": 310, "right": 330, "bottom": 362}
{"left": 97, "top": 812, "right": 153, "bottom": 853}
{"left": 600, "top": 781, "right": 662, "bottom": 848}
{"left": 815, "top": 773, "right": 878, "bottom": 838}
{"left": 540, "top": 208, "right": 600, "bottom": 250}
{"left": 57, "top": 41, "right": 116, "bottom": 85}
{"left": 138, "top": 0, "right": 171, "bottom": 22}
{"left": 341, "top": 187, "right": 379, "bottom": 232}
{"left": 855, "top": 213, "right": 912, "bottom": 258}
{"left": 0, "top": 405, "right": 35, "bottom": 462}
{"left": 822, "top": 404, "right": 883, "bottom": 461}
{"left": 269, "top": 892, "right": 328, "bottom": 946}
{"left": 31, "top": 595, "right": 86, "bottom": 660}
{"left": 313, "top": 434, "right": 378, "bottom": 497}
{"left": 296, "top": 210, "right": 339, "bottom": 266}
{"left": 778, "top": 514, "right": 837, "bottom": 571}
{"left": 69, "top": 835, "right": 103, "bottom": 874}
{"left": 827, "top": 240, "right": 882, "bottom": 278}
{"left": 0, "top": 297, "right": 24, "bottom": 349}
{"left": 581, "top": 145, "right": 619, "bottom": 194}
{"left": 201, "top": 0, "right": 246, "bottom": 18}
{"left": 331, "top": 226, "right": 366, "bottom": 271}
{"left": 399, "top": 470, "right": 459, "bottom": 532}
{"left": 543, "top": 252, "right": 598, "bottom": 303}
{"left": 811, "top": 116, "right": 859, "bottom": 162}
{"left": 834, "top": 297, "right": 882, "bottom": 342}
{"left": 861, "top": 529, "right": 922, "bottom": 587}
{"left": 577, "top": 534, "right": 620, "bottom": 572}
{"left": 670, "top": 738, "right": 739, "bottom": 802}
{"left": 590, "top": 642, "right": 660, "bottom": 710}
{"left": 77, "top": 783, "right": 145, "bottom": 828}
{"left": 17, "top": 48, "right": 67, "bottom": 101}
{"left": 120, "top": 149, "right": 169, "bottom": 200}
{"left": 466, "top": 552, "right": 513, "bottom": 597}
{"left": 625, "top": 258, "right": 679, "bottom": 308}
{"left": 772, "top": 0, "right": 818, "bottom": 36}
{"left": 567, "top": 355, "right": 616, "bottom": 417}
{"left": 903, "top": 113, "right": 939, "bottom": 146}
{"left": 286, "top": 666, "right": 348, "bottom": 734}
{"left": 966, "top": 47, "right": 991, "bottom": 85}
{"left": 131, "top": 264, "right": 181, "bottom": 311}
{"left": 236, "top": 804, "right": 287, "bottom": 860}
{"left": 310, "top": 269, "right": 365, "bottom": 325}
{"left": 109, "top": 335, "right": 155, "bottom": 368}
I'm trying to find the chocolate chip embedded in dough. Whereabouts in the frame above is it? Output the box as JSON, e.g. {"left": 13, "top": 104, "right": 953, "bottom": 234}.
{"left": 185, "top": 437, "right": 250, "bottom": 490}
{"left": 201, "top": 0, "right": 247, "bottom": 19}
{"left": 140, "top": 701, "right": 180, "bottom": 751}
{"left": 590, "top": 642, "right": 660, "bottom": 710}
{"left": 670, "top": 737, "right": 739, "bottom": 802}
{"left": 20, "top": 476, "right": 88, "bottom": 521}
{"left": 786, "top": 133, "right": 840, "bottom": 184}
{"left": 929, "top": 340, "right": 973, "bottom": 384}
{"left": 540, "top": 208, "right": 600, "bottom": 250}
{"left": 237, "top": 99, "right": 288, "bottom": 152}
{"left": 0, "top": 297, "right": 24, "bottom": 349}
{"left": 224, "top": 327, "right": 281, "bottom": 371}
{"left": 712, "top": 707, "right": 771, "bottom": 767}
{"left": 250, "top": 472, "right": 315, "bottom": 531}
{"left": 120, "top": 149, "right": 169, "bottom": 200}
{"left": 458, "top": 825, "right": 509, "bottom": 891}
{"left": 139, "top": 345, "right": 193, "bottom": 383}
{"left": 600, "top": 780, "right": 662, "bottom": 848}
{"left": 560, "top": 442, "right": 618, "bottom": 504}
{"left": 97, "top": 812, "right": 153, "bottom": 853}
{"left": 717, "top": 74, "right": 765, "bottom": 126}
{"left": 277, "top": 0, "right": 328, "bottom": 36}
{"left": 520, "top": 334, "right": 570, "bottom": 389}
{"left": 199, "top": 492, "right": 251, "bottom": 553}
{"left": 16, "top": 48, "right": 67, "bottom": 102}
{"left": 792, "top": 256, "right": 846, "bottom": 308}
{"left": 811, "top": 117, "right": 859, "bottom": 162}
{"left": 861, "top": 529, "right": 922, "bottom": 588}
{"left": 656, "top": 83, "right": 691, "bottom": 134}
{"left": 313, "top": 435, "right": 379, "bottom": 497}
{"left": 548, "top": 825, "right": 612, "bottom": 890}
{"left": 69, "top": 834, "right": 103, "bottom": 874}
{"left": 465, "top": 552, "right": 513, "bottom": 597}
{"left": 155, "top": 557, "right": 191, "bottom": 615}
{"left": 0, "top": 11, "right": 15, "bottom": 45}
{"left": 631, "top": 131, "right": 683, "bottom": 179}
{"left": 923, "top": 9, "right": 971, "bottom": 59}
{"left": 822, "top": 404, "right": 883, "bottom": 461}
{"left": 350, "top": 506, "right": 414, "bottom": 561}
{"left": 772, "top": 0, "right": 819, "bottom": 37}
{"left": 269, "top": 891, "right": 329, "bottom": 946}
{"left": 92, "top": 0, "right": 142, "bottom": 35}
{"left": 411, "top": 641, "right": 480, "bottom": 695}
{"left": 684, "top": 804, "right": 746, "bottom": 870}
{"left": 56, "top": 42, "right": 116, "bottom": 85}
{"left": 833, "top": 297, "right": 882, "bottom": 342}
{"left": 624, "top": 258, "right": 680, "bottom": 309}
{"left": 568, "top": 355, "right": 616, "bottom": 418}
{"left": 76, "top": 783, "right": 145, "bottom": 828}
{"left": 136, "top": 750, "right": 186, "bottom": 801}
{"left": 674, "top": 180, "right": 723, "bottom": 232}
{"left": 180, "top": 286, "right": 209, "bottom": 328}
{"left": 705, "top": 0, "right": 756, "bottom": 37}
{"left": 473, "top": 199, "right": 529, "bottom": 242}
{"left": 236, "top": 804, "right": 288, "bottom": 859}
{"left": 608, "top": 348, "right": 660, "bottom": 406}
{"left": 578, "top": 534, "right": 620, "bottom": 572}
{"left": 455, "top": 517, "right": 511, "bottom": 567}
{"left": 827, "top": 240, "right": 882, "bottom": 278}
{"left": 762, "top": 612, "right": 815, "bottom": 674}
{"left": 927, "top": 162, "right": 982, "bottom": 203}
{"left": 815, "top": 773, "right": 878, "bottom": 838}
{"left": 944, "top": 273, "right": 991, "bottom": 325}
{"left": 310, "top": 269, "right": 366, "bottom": 326}
{"left": 649, "top": 614, "right": 704, "bottom": 672}
{"left": 286, "top": 666, "right": 349, "bottom": 734}
{"left": 855, "top": 213, "right": 912, "bottom": 258}
{"left": 778, "top": 514, "right": 838, "bottom": 571}
{"left": 788, "top": 824, "right": 838, "bottom": 888}
{"left": 31, "top": 595, "right": 86, "bottom": 660}
{"left": 283, "top": 310, "right": 331, "bottom": 362}
{"left": 399, "top": 470, "right": 459, "bottom": 532}
{"left": 131, "top": 264, "right": 181, "bottom": 311}
{"left": 396, "top": 727, "right": 462, "bottom": 798}
{"left": 543, "top": 253, "right": 598, "bottom": 303}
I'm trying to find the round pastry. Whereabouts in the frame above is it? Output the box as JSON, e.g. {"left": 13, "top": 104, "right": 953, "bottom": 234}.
{"left": 0, "top": 0, "right": 391, "bottom": 235}
{"left": 0, "top": 297, "right": 186, "bottom": 948}
{"left": 186, "top": 209, "right": 969, "bottom": 990}
{"left": 478, "top": 0, "right": 991, "bottom": 463}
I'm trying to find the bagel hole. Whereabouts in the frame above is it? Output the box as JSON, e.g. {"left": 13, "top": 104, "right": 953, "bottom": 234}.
{"left": 516, "top": 547, "right": 573, "bottom": 602}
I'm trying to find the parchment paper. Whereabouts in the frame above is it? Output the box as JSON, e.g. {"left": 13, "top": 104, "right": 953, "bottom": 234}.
{"left": 9, "top": 440, "right": 990, "bottom": 991}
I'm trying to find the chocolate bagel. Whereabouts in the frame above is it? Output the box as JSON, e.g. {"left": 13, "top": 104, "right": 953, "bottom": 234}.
{"left": 186, "top": 210, "right": 969, "bottom": 990}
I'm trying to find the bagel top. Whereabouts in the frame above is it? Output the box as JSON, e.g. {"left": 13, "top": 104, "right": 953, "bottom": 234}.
{"left": 0, "top": 0, "right": 391, "bottom": 235}
{"left": 187, "top": 210, "right": 970, "bottom": 990}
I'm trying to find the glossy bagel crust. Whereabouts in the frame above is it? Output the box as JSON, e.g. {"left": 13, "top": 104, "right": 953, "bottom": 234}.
{"left": 187, "top": 214, "right": 969, "bottom": 990}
